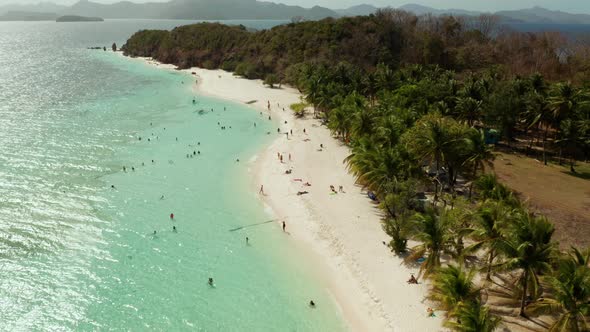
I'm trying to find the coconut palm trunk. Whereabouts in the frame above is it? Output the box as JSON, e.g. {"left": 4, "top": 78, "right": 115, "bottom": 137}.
{"left": 520, "top": 269, "right": 529, "bottom": 317}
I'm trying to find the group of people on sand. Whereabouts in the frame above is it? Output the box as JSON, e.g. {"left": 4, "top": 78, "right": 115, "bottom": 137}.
{"left": 329, "top": 185, "right": 345, "bottom": 194}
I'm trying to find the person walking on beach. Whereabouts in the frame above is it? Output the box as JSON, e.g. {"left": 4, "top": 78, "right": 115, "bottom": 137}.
{"left": 259, "top": 185, "right": 264, "bottom": 195}
{"left": 282, "top": 221, "right": 286, "bottom": 232}
{"left": 289, "top": 153, "right": 292, "bottom": 161}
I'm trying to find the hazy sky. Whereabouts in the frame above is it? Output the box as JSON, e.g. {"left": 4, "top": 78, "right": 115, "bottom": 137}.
{"left": 2, "top": 0, "right": 589, "bottom": 14}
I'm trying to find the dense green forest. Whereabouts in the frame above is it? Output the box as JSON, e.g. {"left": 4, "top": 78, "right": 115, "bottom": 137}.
{"left": 124, "top": 10, "right": 590, "bottom": 331}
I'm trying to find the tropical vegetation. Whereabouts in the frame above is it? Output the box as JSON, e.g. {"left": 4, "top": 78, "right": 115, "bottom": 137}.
{"left": 123, "top": 10, "right": 590, "bottom": 331}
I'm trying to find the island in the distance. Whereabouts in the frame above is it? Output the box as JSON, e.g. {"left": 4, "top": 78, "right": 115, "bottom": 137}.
{"left": 56, "top": 15, "right": 103, "bottom": 22}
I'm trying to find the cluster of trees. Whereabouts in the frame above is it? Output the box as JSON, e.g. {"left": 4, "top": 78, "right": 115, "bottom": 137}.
{"left": 123, "top": 9, "right": 590, "bottom": 83}
{"left": 292, "top": 63, "right": 589, "bottom": 171}
{"left": 122, "top": 12, "right": 590, "bottom": 330}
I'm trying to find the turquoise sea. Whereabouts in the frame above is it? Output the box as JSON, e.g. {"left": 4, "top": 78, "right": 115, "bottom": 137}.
{"left": 0, "top": 20, "right": 346, "bottom": 331}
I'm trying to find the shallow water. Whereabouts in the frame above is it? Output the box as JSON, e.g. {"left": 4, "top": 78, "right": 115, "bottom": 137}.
{"left": 0, "top": 20, "right": 346, "bottom": 331}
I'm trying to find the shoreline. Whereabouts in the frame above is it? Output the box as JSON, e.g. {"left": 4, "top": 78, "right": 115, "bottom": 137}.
{"left": 136, "top": 56, "right": 442, "bottom": 331}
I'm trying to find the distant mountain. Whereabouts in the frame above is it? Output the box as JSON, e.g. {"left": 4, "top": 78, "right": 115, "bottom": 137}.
{"left": 0, "top": 2, "right": 66, "bottom": 15}
{"left": 0, "top": 10, "right": 58, "bottom": 21}
{"left": 496, "top": 6, "right": 590, "bottom": 24}
{"left": 336, "top": 4, "right": 378, "bottom": 16}
{"left": 1, "top": 1, "right": 589, "bottom": 25}
{"left": 396, "top": 4, "right": 590, "bottom": 24}
{"left": 0, "top": 0, "right": 337, "bottom": 20}
{"left": 398, "top": 3, "right": 480, "bottom": 16}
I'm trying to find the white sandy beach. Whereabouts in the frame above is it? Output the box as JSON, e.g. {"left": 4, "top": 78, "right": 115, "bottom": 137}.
{"left": 141, "top": 57, "right": 443, "bottom": 331}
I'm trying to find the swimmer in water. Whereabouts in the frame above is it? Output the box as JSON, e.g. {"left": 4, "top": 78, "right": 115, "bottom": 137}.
{"left": 173, "top": 226, "right": 177, "bottom": 232}
{"left": 170, "top": 213, "right": 174, "bottom": 220}
{"left": 160, "top": 195, "right": 165, "bottom": 200}
{"left": 111, "top": 185, "right": 116, "bottom": 189}
{"left": 208, "top": 278, "right": 214, "bottom": 286}
{"left": 132, "top": 167, "right": 135, "bottom": 171}
{"left": 309, "top": 300, "right": 316, "bottom": 307}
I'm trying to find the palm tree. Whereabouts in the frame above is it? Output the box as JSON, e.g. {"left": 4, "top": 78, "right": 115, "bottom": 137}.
{"left": 329, "top": 92, "right": 367, "bottom": 142}
{"left": 466, "top": 201, "right": 513, "bottom": 281}
{"left": 362, "top": 72, "right": 378, "bottom": 106}
{"left": 375, "top": 114, "right": 406, "bottom": 149}
{"left": 404, "top": 113, "right": 462, "bottom": 201}
{"left": 548, "top": 82, "right": 585, "bottom": 164}
{"left": 548, "top": 82, "right": 581, "bottom": 124}
{"left": 525, "top": 90, "right": 551, "bottom": 164}
{"left": 455, "top": 97, "right": 483, "bottom": 127}
{"left": 464, "top": 129, "right": 496, "bottom": 199}
{"left": 529, "top": 73, "right": 547, "bottom": 96}
{"left": 407, "top": 208, "right": 454, "bottom": 278}
{"left": 495, "top": 212, "right": 556, "bottom": 317}
{"left": 430, "top": 264, "right": 480, "bottom": 315}
{"left": 445, "top": 300, "right": 501, "bottom": 332}
{"left": 528, "top": 247, "right": 590, "bottom": 332}
{"left": 345, "top": 140, "right": 407, "bottom": 194}
{"left": 556, "top": 118, "right": 585, "bottom": 173}
{"left": 374, "top": 63, "right": 397, "bottom": 92}
{"left": 569, "top": 246, "right": 590, "bottom": 268}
